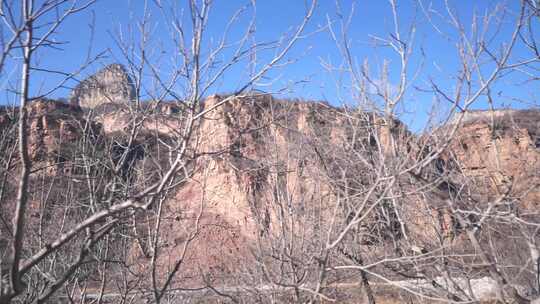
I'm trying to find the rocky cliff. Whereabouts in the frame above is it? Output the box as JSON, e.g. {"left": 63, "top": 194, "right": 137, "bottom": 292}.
{"left": 1, "top": 65, "right": 539, "bottom": 301}
{"left": 448, "top": 109, "right": 540, "bottom": 209}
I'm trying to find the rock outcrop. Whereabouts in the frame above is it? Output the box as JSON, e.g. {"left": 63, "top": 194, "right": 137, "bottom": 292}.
{"left": 70, "top": 63, "right": 135, "bottom": 108}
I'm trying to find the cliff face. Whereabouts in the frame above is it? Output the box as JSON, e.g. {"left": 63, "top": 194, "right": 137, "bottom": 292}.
{"left": 158, "top": 102, "right": 540, "bottom": 283}
{"left": 160, "top": 96, "right": 346, "bottom": 277}
{"left": 449, "top": 110, "right": 540, "bottom": 209}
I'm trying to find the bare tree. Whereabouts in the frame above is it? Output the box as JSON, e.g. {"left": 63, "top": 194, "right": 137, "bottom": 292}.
{"left": 1, "top": 0, "right": 538, "bottom": 303}
{"left": 0, "top": 0, "right": 318, "bottom": 302}
{"left": 298, "top": 0, "right": 540, "bottom": 303}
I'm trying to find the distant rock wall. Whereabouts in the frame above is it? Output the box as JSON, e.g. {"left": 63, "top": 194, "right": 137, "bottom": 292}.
{"left": 449, "top": 109, "right": 540, "bottom": 208}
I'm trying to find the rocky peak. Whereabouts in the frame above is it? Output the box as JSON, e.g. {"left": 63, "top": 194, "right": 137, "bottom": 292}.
{"left": 70, "top": 63, "right": 135, "bottom": 109}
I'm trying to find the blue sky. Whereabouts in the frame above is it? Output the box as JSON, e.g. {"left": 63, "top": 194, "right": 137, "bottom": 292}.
{"left": 1, "top": 0, "right": 538, "bottom": 130}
